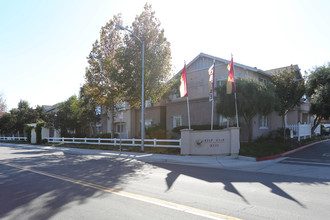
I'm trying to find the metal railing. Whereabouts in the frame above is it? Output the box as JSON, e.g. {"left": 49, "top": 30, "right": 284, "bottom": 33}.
{"left": 0, "top": 137, "right": 27, "bottom": 141}
{"left": 46, "top": 137, "right": 181, "bottom": 148}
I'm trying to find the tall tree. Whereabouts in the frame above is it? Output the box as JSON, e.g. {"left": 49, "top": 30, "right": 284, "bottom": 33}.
{"left": 306, "top": 63, "right": 330, "bottom": 132}
{"left": 0, "top": 113, "right": 15, "bottom": 136}
{"left": 79, "top": 86, "right": 101, "bottom": 136}
{"left": 115, "top": 3, "right": 172, "bottom": 107}
{"left": 0, "top": 94, "right": 6, "bottom": 116}
{"left": 271, "top": 66, "right": 305, "bottom": 128}
{"left": 83, "top": 14, "right": 124, "bottom": 137}
{"left": 216, "top": 79, "right": 279, "bottom": 142}
{"left": 9, "top": 100, "right": 39, "bottom": 136}
{"left": 53, "top": 95, "right": 87, "bottom": 137}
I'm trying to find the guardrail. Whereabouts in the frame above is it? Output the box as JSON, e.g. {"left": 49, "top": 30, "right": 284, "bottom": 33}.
{"left": 46, "top": 137, "right": 181, "bottom": 148}
{"left": 0, "top": 137, "right": 27, "bottom": 141}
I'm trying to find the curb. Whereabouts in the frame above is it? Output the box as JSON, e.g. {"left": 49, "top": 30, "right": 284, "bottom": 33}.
{"left": 256, "top": 139, "right": 330, "bottom": 162}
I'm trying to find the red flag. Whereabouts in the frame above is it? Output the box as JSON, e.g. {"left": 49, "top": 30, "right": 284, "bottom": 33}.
{"left": 180, "top": 64, "right": 188, "bottom": 97}
{"left": 226, "top": 58, "right": 236, "bottom": 94}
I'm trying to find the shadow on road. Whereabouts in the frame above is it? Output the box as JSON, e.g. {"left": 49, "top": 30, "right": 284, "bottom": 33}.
{"left": 0, "top": 152, "right": 147, "bottom": 220}
{"left": 151, "top": 162, "right": 329, "bottom": 208}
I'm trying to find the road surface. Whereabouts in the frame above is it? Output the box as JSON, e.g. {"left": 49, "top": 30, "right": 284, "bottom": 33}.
{"left": 0, "top": 142, "right": 329, "bottom": 219}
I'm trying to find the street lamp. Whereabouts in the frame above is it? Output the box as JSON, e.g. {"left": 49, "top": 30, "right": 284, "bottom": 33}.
{"left": 115, "top": 24, "right": 145, "bottom": 151}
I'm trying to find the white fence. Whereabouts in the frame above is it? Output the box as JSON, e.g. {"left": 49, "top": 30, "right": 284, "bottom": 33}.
{"left": 0, "top": 137, "right": 27, "bottom": 141}
{"left": 286, "top": 123, "right": 311, "bottom": 141}
{"left": 46, "top": 137, "right": 181, "bottom": 148}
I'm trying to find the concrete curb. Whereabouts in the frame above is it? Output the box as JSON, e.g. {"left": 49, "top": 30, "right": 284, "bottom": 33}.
{"left": 256, "top": 139, "right": 330, "bottom": 161}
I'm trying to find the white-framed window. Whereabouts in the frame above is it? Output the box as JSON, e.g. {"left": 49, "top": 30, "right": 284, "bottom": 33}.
{"left": 218, "top": 114, "right": 235, "bottom": 128}
{"left": 116, "top": 123, "right": 126, "bottom": 133}
{"left": 258, "top": 77, "right": 268, "bottom": 84}
{"left": 95, "top": 106, "right": 102, "bottom": 115}
{"left": 145, "top": 99, "right": 152, "bottom": 108}
{"left": 96, "top": 123, "right": 103, "bottom": 134}
{"left": 173, "top": 115, "right": 182, "bottom": 128}
{"left": 173, "top": 94, "right": 180, "bottom": 100}
{"left": 117, "top": 102, "right": 126, "bottom": 111}
{"left": 145, "top": 119, "right": 153, "bottom": 128}
{"left": 219, "top": 115, "right": 230, "bottom": 128}
{"left": 215, "top": 79, "right": 226, "bottom": 96}
{"left": 216, "top": 79, "right": 226, "bottom": 87}
{"left": 259, "top": 114, "right": 269, "bottom": 129}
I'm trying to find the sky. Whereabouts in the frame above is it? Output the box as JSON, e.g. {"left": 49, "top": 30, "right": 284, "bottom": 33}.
{"left": 0, "top": 0, "right": 329, "bottom": 111}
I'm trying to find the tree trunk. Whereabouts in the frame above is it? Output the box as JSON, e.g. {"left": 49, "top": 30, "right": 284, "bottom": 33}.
{"left": 247, "top": 118, "right": 253, "bottom": 143}
{"left": 311, "top": 116, "right": 321, "bottom": 134}
{"left": 110, "top": 104, "right": 115, "bottom": 138}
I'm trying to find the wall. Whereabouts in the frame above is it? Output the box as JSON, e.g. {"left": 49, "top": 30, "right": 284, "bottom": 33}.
{"left": 180, "top": 128, "right": 240, "bottom": 155}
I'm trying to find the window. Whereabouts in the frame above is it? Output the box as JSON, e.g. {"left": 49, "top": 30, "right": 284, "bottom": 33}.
{"left": 173, "top": 94, "right": 180, "bottom": 100}
{"left": 215, "top": 79, "right": 226, "bottom": 96}
{"left": 116, "top": 123, "right": 126, "bottom": 133}
{"left": 218, "top": 115, "right": 235, "bottom": 128}
{"left": 145, "top": 119, "right": 153, "bottom": 127}
{"left": 95, "top": 106, "right": 102, "bottom": 115}
{"left": 219, "top": 115, "right": 230, "bottom": 128}
{"left": 96, "top": 123, "right": 103, "bottom": 134}
{"left": 216, "top": 79, "right": 226, "bottom": 87}
{"left": 173, "top": 116, "right": 182, "bottom": 128}
{"left": 145, "top": 99, "right": 152, "bottom": 107}
{"left": 259, "top": 114, "right": 269, "bottom": 129}
{"left": 258, "top": 77, "right": 268, "bottom": 84}
{"left": 117, "top": 102, "right": 126, "bottom": 111}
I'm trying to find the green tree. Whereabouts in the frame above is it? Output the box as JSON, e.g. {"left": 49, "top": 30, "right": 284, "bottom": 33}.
{"left": 79, "top": 86, "right": 101, "bottom": 136}
{"left": 10, "top": 100, "right": 39, "bottom": 136}
{"left": 82, "top": 14, "right": 124, "bottom": 137}
{"left": 216, "top": 79, "right": 279, "bottom": 142}
{"left": 53, "top": 95, "right": 85, "bottom": 137}
{"left": 115, "top": 3, "right": 172, "bottom": 107}
{"left": 306, "top": 63, "right": 330, "bottom": 132}
{"left": 0, "top": 94, "right": 6, "bottom": 116}
{"left": 0, "top": 113, "right": 15, "bottom": 136}
{"left": 271, "top": 66, "right": 305, "bottom": 129}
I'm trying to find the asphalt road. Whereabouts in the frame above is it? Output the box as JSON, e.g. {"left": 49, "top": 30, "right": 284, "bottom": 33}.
{"left": 0, "top": 143, "right": 330, "bottom": 220}
{"left": 280, "top": 140, "right": 330, "bottom": 167}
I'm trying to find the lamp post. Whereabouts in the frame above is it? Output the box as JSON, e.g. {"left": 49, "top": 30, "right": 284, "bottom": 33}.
{"left": 115, "top": 24, "right": 145, "bottom": 151}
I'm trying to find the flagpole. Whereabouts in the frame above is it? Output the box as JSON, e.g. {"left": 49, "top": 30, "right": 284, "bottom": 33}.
{"left": 187, "top": 96, "right": 191, "bottom": 129}
{"left": 232, "top": 55, "right": 239, "bottom": 128}
{"left": 211, "top": 59, "right": 215, "bottom": 130}
{"left": 184, "top": 61, "right": 191, "bottom": 130}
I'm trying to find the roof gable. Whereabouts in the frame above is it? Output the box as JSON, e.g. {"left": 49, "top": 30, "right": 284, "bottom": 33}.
{"left": 176, "top": 52, "right": 271, "bottom": 78}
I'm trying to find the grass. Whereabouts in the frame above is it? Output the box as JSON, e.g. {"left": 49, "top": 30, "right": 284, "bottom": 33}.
{"left": 239, "top": 140, "right": 292, "bottom": 158}
{"left": 239, "top": 135, "right": 330, "bottom": 158}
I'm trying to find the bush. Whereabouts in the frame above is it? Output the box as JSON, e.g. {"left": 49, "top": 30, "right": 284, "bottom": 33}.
{"left": 146, "top": 124, "right": 167, "bottom": 139}
{"left": 92, "top": 133, "right": 118, "bottom": 138}
{"left": 172, "top": 124, "right": 224, "bottom": 134}
{"left": 24, "top": 125, "right": 33, "bottom": 143}
{"left": 36, "top": 121, "right": 46, "bottom": 144}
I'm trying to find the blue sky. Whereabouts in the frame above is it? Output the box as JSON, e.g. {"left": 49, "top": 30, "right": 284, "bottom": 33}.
{"left": 1, "top": 0, "right": 329, "bottom": 110}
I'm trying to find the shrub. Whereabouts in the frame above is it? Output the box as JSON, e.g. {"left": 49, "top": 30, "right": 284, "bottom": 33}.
{"left": 172, "top": 124, "right": 224, "bottom": 134}
{"left": 24, "top": 125, "right": 33, "bottom": 143}
{"left": 36, "top": 121, "right": 46, "bottom": 144}
{"left": 146, "top": 124, "right": 167, "bottom": 139}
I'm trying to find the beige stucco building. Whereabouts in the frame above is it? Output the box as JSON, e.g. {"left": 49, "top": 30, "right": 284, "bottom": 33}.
{"left": 100, "top": 53, "right": 311, "bottom": 142}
